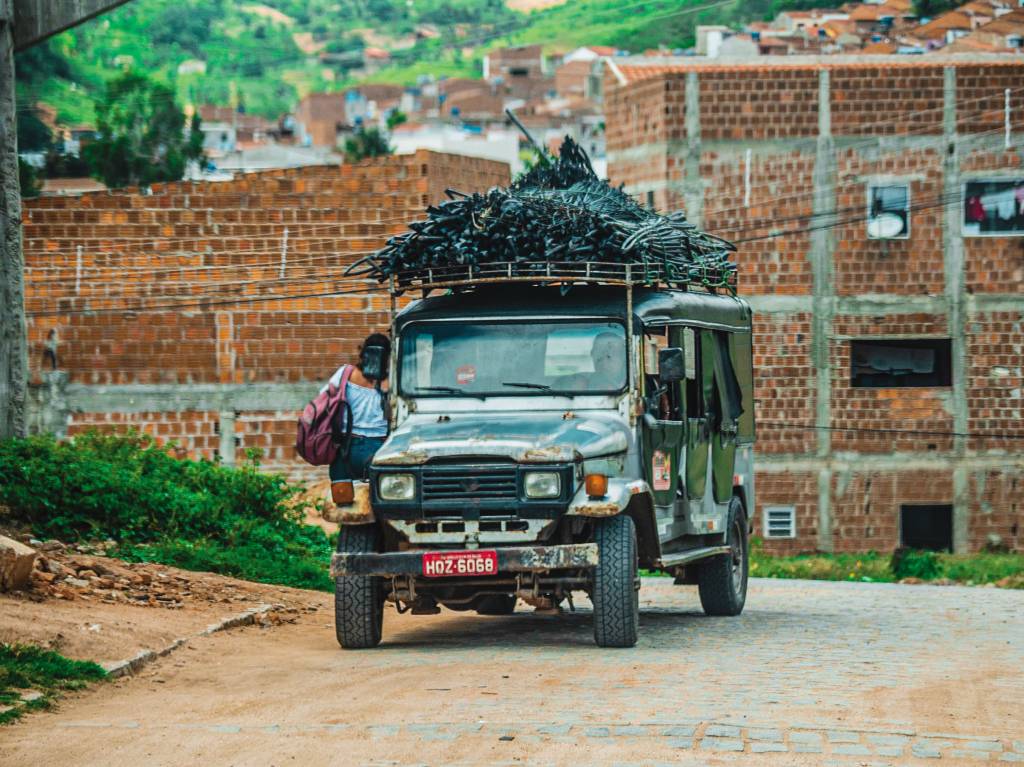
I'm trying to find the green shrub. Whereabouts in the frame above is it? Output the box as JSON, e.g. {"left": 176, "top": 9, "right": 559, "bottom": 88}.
{"left": 891, "top": 548, "right": 941, "bottom": 580}
{"left": 0, "top": 431, "right": 332, "bottom": 592}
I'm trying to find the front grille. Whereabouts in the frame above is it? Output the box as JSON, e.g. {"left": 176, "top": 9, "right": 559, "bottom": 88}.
{"left": 421, "top": 465, "right": 518, "bottom": 502}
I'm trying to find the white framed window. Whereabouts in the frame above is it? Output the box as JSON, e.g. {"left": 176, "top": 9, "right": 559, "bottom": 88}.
{"left": 962, "top": 179, "right": 1024, "bottom": 237}
{"left": 764, "top": 506, "right": 796, "bottom": 539}
{"left": 867, "top": 184, "right": 910, "bottom": 239}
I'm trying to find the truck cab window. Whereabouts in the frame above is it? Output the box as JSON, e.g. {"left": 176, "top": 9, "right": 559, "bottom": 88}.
{"left": 644, "top": 327, "right": 681, "bottom": 421}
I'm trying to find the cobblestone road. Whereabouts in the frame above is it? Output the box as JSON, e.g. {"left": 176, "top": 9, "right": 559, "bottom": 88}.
{"left": 4, "top": 578, "right": 1023, "bottom": 765}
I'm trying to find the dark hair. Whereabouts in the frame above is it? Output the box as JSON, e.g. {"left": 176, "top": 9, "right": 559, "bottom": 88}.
{"left": 358, "top": 332, "right": 391, "bottom": 377}
{"left": 360, "top": 332, "right": 391, "bottom": 357}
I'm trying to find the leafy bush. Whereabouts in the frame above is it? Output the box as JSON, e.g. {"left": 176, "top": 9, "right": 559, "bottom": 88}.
{"left": 891, "top": 547, "right": 941, "bottom": 580}
{"left": 0, "top": 432, "right": 332, "bottom": 591}
{"left": 0, "top": 644, "right": 106, "bottom": 724}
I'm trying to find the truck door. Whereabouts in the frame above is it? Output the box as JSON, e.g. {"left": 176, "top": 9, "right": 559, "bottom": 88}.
{"left": 709, "top": 331, "right": 743, "bottom": 503}
{"left": 641, "top": 326, "right": 683, "bottom": 507}
{"left": 683, "top": 328, "right": 712, "bottom": 500}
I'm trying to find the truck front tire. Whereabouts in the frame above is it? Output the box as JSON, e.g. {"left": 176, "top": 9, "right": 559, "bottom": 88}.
{"left": 334, "top": 524, "right": 384, "bottom": 649}
{"left": 592, "top": 514, "right": 640, "bottom": 648}
{"left": 697, "top": 496, "right": 749, "bottom": 617}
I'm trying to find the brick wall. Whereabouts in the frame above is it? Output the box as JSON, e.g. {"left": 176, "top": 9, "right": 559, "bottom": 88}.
{"left": 24, "top": 151, "right": 509, "bottom": 478}
{"left": 831, "top": 470, "right": 954, "bottom": 553}
{"left": 607, "top": 57, "right": 1024, "bottom": 553}
{"left": 753, "top": 313, "right": 816, "bottom": 456}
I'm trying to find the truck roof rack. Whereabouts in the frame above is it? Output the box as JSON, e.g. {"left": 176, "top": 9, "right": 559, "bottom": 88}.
{"left": 387, "top": 260, "right": 737, "bottom": 297}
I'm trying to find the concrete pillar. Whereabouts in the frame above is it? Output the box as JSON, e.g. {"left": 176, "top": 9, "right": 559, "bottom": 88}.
{"left": 0, "top": 5, "right": 28, "bottom": 439}
{"left": 943, "top": 66, "right": 970, "bottom": 553}
{"left": 26, "top": 371, "right": 68, "bottom": 438}
{"left": 683, "top": 71, "right": 703, "bottom": 228}
{"left": 812, "top": 68, "right": 836, "bottom": 552}
{"left": 218, "top": 410, "right": 236, "bottom": 467}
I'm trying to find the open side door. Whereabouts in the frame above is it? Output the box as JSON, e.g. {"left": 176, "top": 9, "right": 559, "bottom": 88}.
{"left": 641, "top": 327, "right": 684, "bottom": 507}
{"left": 709, "top": 330, "right": 744, "bottom": 503}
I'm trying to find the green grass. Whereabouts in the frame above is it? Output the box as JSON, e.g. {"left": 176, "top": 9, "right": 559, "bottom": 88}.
{"left": 0, "top": 645, "right": 106, "bottom": 725}
{"left": 749, "top": 540, "right": 1024, "bottom": 588}
{"left": 115, "top": 534, "right": 334, "bottom": 592}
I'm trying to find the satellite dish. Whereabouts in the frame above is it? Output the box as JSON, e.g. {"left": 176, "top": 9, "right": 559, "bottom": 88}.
{"left": 867, "top": 212, "right": 905, "bottom": 238}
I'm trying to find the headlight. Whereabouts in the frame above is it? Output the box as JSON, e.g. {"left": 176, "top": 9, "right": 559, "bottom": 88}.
{"left": 379, "top": 473, "right": 415, "bottom": 501}
{"left": 524, "top": 471, "right": 561, "bottom": 499}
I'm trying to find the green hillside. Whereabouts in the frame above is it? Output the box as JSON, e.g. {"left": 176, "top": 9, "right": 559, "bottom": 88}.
{"left": 14, "top": 0, "right": 811, "bottom": 126}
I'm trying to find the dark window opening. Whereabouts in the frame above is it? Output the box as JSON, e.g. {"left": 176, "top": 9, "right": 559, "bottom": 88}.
{"left": 646, "top": 190, "right": 655, "bottom": 210}
{"left": 900, "top": 504, "right": 953, "bottom": 552}
{"left": 509, "top": 67, "right": 529, "bottom": 77}
{"left": 850, "top": 339, "right": 952, "bottom": 388}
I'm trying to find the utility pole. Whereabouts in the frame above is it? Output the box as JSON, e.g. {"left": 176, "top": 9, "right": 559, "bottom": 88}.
{"left": 0, "top": 0, "right": 132, "bottom": 439}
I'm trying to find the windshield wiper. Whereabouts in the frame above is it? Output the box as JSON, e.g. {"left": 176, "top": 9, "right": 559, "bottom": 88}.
{"left": 413, "top": 386, "right": 487, "bottom": 400}
{"left": 501, "top": 381, "right": 552, "bottom": 391}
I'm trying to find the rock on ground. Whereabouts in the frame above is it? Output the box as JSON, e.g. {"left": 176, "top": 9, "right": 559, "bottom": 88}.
{"left": 0, "top": 535, "right": 37, "bottom": 591}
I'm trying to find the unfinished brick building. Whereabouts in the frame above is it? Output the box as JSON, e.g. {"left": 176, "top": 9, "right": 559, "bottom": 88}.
{"left": 603, "top": 54, "right": 1023, "bottom": 554}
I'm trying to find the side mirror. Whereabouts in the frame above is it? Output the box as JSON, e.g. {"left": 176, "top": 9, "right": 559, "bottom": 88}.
{"left": 658, "top": 347, "right": 685, "bottom": 383}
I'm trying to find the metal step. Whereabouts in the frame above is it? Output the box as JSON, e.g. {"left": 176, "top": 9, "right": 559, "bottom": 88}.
{"left": 657, "top": 545, "right": 730, "bottom": 569}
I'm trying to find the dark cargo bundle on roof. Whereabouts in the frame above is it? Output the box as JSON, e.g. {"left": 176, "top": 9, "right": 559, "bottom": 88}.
{"left": 346, "top": 131, "right": 738, "bottom": 293}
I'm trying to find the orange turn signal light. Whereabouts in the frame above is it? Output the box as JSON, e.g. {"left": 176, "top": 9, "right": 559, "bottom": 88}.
{"left": 585, "top": 473, "right": 608, "bottom": 498}
{"left": 331, "top": 481, "right": 354, "bottom": 505}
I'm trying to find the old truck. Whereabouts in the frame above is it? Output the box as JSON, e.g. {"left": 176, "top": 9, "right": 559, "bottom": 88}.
{"left": 331, "top": 266, "right": 755, "bottom": 648}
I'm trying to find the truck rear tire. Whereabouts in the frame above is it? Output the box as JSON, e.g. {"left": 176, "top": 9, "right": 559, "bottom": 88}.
{"left": 697, "top": 496, "right": 748, "bottom": 617}
{"left": 592, "top": 514, "right": 639, "bottom": 648}
{"left": 334, "top": 524, "right": 383, "bottom": 649}
{"left": 475, "top": 594, "right": 517, "bottom": 615}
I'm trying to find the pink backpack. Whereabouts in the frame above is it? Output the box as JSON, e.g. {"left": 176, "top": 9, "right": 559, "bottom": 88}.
{"left": 295, "top": 365, "right": 355, "bottom": 466}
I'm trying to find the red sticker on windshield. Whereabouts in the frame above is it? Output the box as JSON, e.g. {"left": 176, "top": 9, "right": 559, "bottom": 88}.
{"left": 652, "top": 450, "right": 671, "bottom": 491}
{"left": 456, "top": 365, "right": 476, "bottom": 385}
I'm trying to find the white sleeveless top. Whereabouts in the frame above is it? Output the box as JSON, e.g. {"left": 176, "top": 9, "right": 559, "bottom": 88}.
{"left": 322, "top": 366, "right": 388, "bottom": 438}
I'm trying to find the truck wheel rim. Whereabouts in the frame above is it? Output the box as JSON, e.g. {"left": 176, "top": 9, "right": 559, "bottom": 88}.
{"left": 730, "top": 518, "right": 745, "bottom": 595}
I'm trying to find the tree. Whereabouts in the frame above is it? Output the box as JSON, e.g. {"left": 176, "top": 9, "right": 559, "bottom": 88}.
{"left": 913, "top": 0, "right": 959, "bottom": 17}
{"left": 83, "top": 71, "right": 205, "bottom": 189}
{"left": 16, "top": 110, "right": 52, "bottom": 153}
{"left": 18, "top": 159, "right": 42, "bottom": 198}
{"left": 386, "top": 109, "right": 407, "bottom": 130}
{"left": 343, "top": 127, "right": 392, "bottom": 162}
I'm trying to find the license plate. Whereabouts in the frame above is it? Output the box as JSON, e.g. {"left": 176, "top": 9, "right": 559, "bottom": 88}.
{"left": 422, "top": 550, "right": 498, "bottom": 578}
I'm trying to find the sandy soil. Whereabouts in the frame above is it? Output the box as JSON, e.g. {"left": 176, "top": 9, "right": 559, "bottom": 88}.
{"left": 2, "top": 578, "right": 1021, "bottom": 765}
{"left": 0, "top": 554, "right": 326, "bottom": 665}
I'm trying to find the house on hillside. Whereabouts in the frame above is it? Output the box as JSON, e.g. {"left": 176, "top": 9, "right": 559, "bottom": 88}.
{"left": 197, "top": 106, "right": 274, "bottom": 152}
{"left": 484, "top": 45, "right": 555, "bottom": 101}
{"left": 944, "top": 8, "right": 1024, "bottom": 51}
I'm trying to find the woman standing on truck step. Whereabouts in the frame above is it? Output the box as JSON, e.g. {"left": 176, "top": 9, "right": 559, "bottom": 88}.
{"left": 325, "top": 332, "right": 391, "bottom": 502}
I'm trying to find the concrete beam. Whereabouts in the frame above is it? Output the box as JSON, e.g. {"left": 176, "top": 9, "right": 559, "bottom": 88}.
{"left": 13, "top": 0, "right": 131, "bottom": 51}
{"left": 63, "top": 383, "right": 319, "bottom": 414}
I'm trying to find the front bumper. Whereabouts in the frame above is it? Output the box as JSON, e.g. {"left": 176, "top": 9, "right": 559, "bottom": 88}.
{"left": 331, "top": 543, "right": 598, "bottom": 578}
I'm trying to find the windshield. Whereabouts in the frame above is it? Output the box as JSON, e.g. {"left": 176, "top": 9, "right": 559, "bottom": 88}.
{"left": 399, "top": 320, "right": 627, "bottom": 397}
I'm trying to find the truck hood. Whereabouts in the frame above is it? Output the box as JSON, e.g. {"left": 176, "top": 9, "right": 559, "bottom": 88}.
{"left": 374, "top": 411, "right": 631, "bottom": 465}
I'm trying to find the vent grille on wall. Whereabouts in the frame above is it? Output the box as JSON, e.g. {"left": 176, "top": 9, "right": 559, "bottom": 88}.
{"left": 764, "top": 506, "right": 796, "bottom": 539}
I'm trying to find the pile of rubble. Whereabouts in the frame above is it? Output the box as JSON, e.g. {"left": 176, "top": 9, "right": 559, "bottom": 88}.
{"left": 3, "top": 536, "right": 282, "bottom": 609}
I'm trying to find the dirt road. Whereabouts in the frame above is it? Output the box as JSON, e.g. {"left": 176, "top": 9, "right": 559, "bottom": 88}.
{"left": 4, "top": 577, "right": 1023, "bottom": 765}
